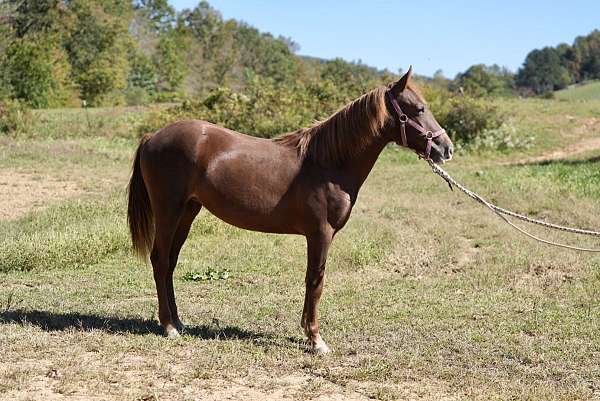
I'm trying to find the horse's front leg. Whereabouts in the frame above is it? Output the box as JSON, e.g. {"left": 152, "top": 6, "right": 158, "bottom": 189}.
{"left": 302, "top": 228, "right": 334, "bottom": 354}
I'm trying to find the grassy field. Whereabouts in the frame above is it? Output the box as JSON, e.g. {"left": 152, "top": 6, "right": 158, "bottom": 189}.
{"left": 555, "top": 80, "right": 600, "bottom": 101}
{"left": 1, "top": 98, "right": 600, "bottom": 400}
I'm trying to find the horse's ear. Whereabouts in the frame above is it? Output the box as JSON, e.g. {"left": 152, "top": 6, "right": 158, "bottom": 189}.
{"left": 390, "top": 66, "right": 413, "bottom": 96}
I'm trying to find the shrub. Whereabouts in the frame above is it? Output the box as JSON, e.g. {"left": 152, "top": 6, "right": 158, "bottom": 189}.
{"left": 423, "top": 88, "right": 533, "bottom": 152}
{"left": 139, "top": 76, "right": 527, "bottom": 153}
{"left": 138, "top": 74, "right": 347, "bottom": 137}
{"left": 124, "top": 86, "right": 151, "bottom": 106}
{"left": 436, "top": 95, "right": 504, "bottom": 144}
{"left": 468, "top": 121, "right": 535, "bottom": 152}
{"left": 0, "top": 99, "right": 33, "bottom": 136}
{"left": 3, "top": 36, "right": 77, "bottom": 108}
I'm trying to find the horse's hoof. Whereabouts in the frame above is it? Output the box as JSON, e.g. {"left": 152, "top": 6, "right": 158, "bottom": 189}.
{"left": 312, "top": 340, "right": 332, "bottom": 355}
{"left": 165, "top": 326, "right": 180, "bottom": 338}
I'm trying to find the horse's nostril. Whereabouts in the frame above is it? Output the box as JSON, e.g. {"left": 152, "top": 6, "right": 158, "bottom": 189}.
{"left": 445, "top": 146, "right": 453, "bottom": 160}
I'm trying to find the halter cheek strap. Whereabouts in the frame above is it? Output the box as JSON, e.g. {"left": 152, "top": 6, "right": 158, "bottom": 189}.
{"left": 386, "top": 90, "right": 446, "bottom": 160}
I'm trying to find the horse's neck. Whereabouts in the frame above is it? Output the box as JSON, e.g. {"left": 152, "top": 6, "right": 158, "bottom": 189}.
{"left": 341, "top": 136, "right": 390, "bottom": 190}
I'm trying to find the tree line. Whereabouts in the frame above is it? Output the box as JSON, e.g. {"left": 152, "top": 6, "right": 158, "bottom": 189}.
{"left": 516, "top": 30, "right": 600, "bottom": 95}
{"left": 444, "top": 29, "right": 600, "bottom": 97}
{"left": 0, "top": 0, "right": 598, "bottom": 108}
{"left": 0, "top": 0, "right": 392, "bottom": 108}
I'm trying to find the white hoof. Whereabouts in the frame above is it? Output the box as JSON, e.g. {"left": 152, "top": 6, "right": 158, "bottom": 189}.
{"left": 165, "top": 326, "right": 180, "bottom": 338}
{"left": 312, "top": 340, "right": 332, "bottom": 354}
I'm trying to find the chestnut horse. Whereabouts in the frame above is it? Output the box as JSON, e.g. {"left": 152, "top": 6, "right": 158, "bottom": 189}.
{"left": 127, "top": 67, "right": 453, "bottom": 353}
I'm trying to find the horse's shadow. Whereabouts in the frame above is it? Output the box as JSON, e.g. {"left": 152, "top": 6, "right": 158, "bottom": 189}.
{"left": 0, "top": 309, "right": 266, "bottom": 341}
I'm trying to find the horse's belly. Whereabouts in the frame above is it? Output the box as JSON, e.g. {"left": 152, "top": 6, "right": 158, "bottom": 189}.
{"left": 193, "top": 148, "right": 302, "bottom": 234}
{"left": 201, "top": 201, "right": 299, "bottom": 234}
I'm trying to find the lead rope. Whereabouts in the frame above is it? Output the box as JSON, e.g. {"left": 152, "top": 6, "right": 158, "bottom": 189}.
{"left": 427, "top": 160, "right": 600, "bottom": 252}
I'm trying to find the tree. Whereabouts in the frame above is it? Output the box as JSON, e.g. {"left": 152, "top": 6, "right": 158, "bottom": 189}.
{"left": 6, "top": 0, "right": 69, "bottom": 38}
{"left": 153, "top": 31, "right": 187, "bottom": 92}
{"left": 556, "top": 43, "right": 582, "bottom": 83}
{"left": 454, "top": 64, "right": 514, "bottom": 97}
{"left": 574, "top": 30, "right": 600, "bottom": 80}
{"left": 128, "top": 51, "right": 158, "bottom": 94}
{"left": 517, "top": 47, "right": 571, "bottom": 94}
{"left": 3, "top": 34, "right": 74, "bottom": 107}
{"left": 134, "top": 0, "right": 175, "bottom": 33}
{"left": 65, "top": 0, "right": 133, "bottom": 105}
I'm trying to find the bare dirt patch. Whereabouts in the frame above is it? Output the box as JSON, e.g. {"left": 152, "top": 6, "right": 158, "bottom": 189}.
{"left": 194, "top": 374, "right": 460, "bottom": 401}
{"left": 509, "top": 117, "right": 600, "bottom": 165}
{"left": 0, "top": 169, "right": 82, "bottom": 219}
{"left": 519, "top": 136, "right": 600, "bottom": 164}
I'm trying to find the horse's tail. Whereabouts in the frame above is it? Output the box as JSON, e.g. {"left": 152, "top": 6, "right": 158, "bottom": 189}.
{"left": 127, "top": 133, "right": 154, "bottom": 259}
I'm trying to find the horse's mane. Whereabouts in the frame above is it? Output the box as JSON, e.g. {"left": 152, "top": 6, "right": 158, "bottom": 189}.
{"left": 274, "top": 82, "right": 423, "bottom": 166}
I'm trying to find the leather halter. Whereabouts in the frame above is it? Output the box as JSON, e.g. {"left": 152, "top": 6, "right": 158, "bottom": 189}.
{"left": 386, "top": 90, "right": 446, "bottom": 160}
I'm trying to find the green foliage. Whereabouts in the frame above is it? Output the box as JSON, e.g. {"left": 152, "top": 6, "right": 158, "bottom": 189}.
{"left": 1, "top": 0, "right": 393, "bottom": 107}
{"left": 0, "top": 99, "right": 33, "bottom": 136}
{"left": 235, "top": 23, "right": 299, "bottom": 83}
{"left": 424, "top": 87, "right": 525, "bottom": 151}
{"left": 124, "top": 86, "right": 151, "bottom": 106}
{"left": 517, "top": 47, "right": 572, "bottom": 95}
{"left": 139, "top": 75, "right": 310, "bottom": 137}
{"left": 453, "top": 64, "right": 514, "bottom": 97}
{"left": 153, "top": 31, "right": 187, "bottom": 92}
{"left": 128, "top": 51, "right": 158, "bottom": 95}
{"left": 2, "top": 35, "right": 76, "bottom": 108}
{"left": 66, "top": 0, "right": 132, "bottom": 105}
{"left": 573, "top": 30, "right": 600, "bottom": 81}
{"left": 517, "top": 30, "right": 600, "bottom": 95}
{"left": 134, "top": 0, "right": 176, "bottom": 33}
{"left": 139, "top": 70, "right": 392, "bottom": 138}
{"left": 436, "top": 95, "right": 504, "bottom": 144}
{"left": 140, "top": 72, "right": 518, "bottom": 153}
{"left": 8, "top": 0, "right": 70, "bottom": 38}
{"left": 466, "top": 121, "right": 534, "bottom": 152}
{"left": 320, "top": 58, "right": 395, "bottom": 98}
{"left": 183, "top": 267, "right": 230, "bottom": 281}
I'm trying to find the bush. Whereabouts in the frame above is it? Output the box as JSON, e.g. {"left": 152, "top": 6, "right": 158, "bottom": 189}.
{"left": 139, "top": 76, "right": 528, "bottom": 153}
{"left": 0, "top": 100, "right": 33, "bottom": 136}
{"left": 138, "top": 74, "right": 353, "bottom": 137}
{"left": 468, "top": 122, "right": 534, "bottom": 152}
{"left": 3, "top": 36, "right": 77, "bottom": 108}
{"left": 422, "top": 85, "right": 532, "bottom": 152}
{"left": 436, "top": 95, "right": 504, "bottom": 144}
{"left": 124, "top": 86, "right": 151, "bottom": 106}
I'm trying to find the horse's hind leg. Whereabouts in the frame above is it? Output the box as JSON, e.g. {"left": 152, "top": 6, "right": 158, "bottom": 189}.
{"left": 167, "top": 200, "right": 202, "bottom": 332}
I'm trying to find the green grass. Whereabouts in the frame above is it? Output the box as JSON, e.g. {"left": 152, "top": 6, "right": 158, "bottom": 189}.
{"left": 555, "top": 80, "right": 600, "bottom": 101}
{"left": 1, "top": 101, "right": 600, "bottom": 400}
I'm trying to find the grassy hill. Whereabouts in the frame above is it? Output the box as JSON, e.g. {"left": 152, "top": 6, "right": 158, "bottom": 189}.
{"left": 555, "top": 80, "right": 600, "bottom": 101}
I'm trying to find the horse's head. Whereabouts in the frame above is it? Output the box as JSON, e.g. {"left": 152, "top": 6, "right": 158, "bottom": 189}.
{"left": 385, "top": 67, "right": 454, "bottom": 164}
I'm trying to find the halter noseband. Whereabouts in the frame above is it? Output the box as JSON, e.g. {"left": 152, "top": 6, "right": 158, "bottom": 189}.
{"left": 386, "top": 90, "right": 446, "bottom": 160}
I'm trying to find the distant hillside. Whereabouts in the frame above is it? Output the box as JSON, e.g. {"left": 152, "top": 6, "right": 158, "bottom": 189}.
{"left": 555, "top": 81, "right": 600, "bottom": 101}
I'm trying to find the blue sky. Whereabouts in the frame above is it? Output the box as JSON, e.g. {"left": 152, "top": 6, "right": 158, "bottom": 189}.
{"left": 170, "top": 1, "right": 600, "bottom": 78}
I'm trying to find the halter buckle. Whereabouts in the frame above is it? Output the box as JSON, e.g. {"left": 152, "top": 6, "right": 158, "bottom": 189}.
{"left": 426, "top": 131, "right": 433, "bottom": 139}
{"left": 399, "top": 114, "right": 408, "bottom": 123}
